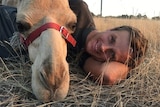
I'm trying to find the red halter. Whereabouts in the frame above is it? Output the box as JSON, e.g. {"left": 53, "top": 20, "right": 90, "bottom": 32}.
{"left": 20, "top": 23, "right": 77, "bottom": 48}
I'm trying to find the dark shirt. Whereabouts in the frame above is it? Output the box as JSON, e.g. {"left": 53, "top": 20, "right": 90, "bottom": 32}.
{"left": 0, "top": 5, "right": 18, "bottom": 40}
{"left": 0, "top": 5, "right": 18, "bottom": 57}
{"left": 0, "top": 0, "right": 96, "bottom": 67}
{"left": 68, "top": 0, "right": 96, "bottom": 67}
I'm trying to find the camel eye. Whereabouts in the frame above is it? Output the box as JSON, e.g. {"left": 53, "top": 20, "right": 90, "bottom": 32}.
{"left": 16, "top": 21, "right": 31, "bottom": 33}
{"left": 71, "top": 23, "right": 76, "bottom": 31}
{"left": 67, "top": 22, "right": 76, "bottom": 33}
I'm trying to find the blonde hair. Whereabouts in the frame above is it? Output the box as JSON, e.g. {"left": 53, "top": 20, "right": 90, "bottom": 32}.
{"left": 111, "top": 25, "right": 148, "bottom": 69}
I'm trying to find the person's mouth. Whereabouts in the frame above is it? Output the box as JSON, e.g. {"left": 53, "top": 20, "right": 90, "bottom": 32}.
{"left": 94, "top": 40, "right": 98, "bottom": 53}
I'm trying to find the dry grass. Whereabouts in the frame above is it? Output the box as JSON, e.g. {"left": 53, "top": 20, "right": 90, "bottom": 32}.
{"left": 0, "top": 18, "right": 160, "bottom": 107}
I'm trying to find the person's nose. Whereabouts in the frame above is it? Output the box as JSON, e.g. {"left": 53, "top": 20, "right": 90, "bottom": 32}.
{"left": 100, "top": 44, "right": 111, "bottom": 53}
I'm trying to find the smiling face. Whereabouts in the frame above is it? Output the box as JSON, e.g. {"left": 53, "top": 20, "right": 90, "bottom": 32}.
{"left": 85, "top": 30, "right": 131, "bottom": 63}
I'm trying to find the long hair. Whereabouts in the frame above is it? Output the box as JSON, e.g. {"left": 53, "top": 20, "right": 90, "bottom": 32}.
{"left": 111, "top": 25, "right": 148, "bottom": 69}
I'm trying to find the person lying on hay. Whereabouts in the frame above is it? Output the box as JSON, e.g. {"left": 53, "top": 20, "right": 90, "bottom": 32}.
{"left": 0, "top": 0, "right": 148, "bottom": 85}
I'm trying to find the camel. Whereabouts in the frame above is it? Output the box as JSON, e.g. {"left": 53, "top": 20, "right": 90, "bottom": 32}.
{"left": 15, "top": 0, "right": 77, "bottom": 102}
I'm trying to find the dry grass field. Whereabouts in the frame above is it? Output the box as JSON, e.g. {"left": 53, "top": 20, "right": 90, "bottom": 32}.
{"left": 0, "top": 17, "right": 160, "bottom": 107}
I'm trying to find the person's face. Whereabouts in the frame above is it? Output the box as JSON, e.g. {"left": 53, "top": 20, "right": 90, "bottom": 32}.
{"left": 85, "top": 30, "right": 131, "bottom": 63}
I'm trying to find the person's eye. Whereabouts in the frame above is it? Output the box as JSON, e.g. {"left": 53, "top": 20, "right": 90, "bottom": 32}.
{"left": 105, "top": 49, "right": 115, "bottom": 61}
{"left": 110, "top": 50, "right": 115, "bottom": 60}
{"left": 109, "top": 35, "right": 116, "bottom": 44}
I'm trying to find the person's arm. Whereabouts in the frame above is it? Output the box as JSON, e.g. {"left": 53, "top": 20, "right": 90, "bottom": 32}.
{"left": 83, "top": 57, "right": 129, "bottom": 85}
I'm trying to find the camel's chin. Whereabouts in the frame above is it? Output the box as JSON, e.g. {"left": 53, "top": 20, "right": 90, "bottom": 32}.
{"left": 31, "top": 75, "right": 69, "bottom": 102}
{"left": 31, "top": 87, "right": 69, "bottom": 102}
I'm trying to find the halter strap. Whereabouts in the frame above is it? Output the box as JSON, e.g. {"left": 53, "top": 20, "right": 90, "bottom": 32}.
{"left": 21, "top": 23, "right": 77, "bottom": 48}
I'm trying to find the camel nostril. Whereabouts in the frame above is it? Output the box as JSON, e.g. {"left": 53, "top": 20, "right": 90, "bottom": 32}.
{"left": 16, "top": 21, "right": 31, "bottom": 33}
{"left": 39, "top": 69, "right": 50, "bottom": 90}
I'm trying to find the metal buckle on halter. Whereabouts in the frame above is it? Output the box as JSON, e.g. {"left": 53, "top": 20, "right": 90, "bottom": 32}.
{"left": 60, "top": 26, "right": 69, "bottom": 39}
{"left": 64, "top": 33, "right": 69, "bottom": 39}
{"left": 60, "top": 26, "right": 65, "bottom": 33}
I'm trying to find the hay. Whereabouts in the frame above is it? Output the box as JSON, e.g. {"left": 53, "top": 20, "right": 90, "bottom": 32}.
{"left": 0, "top": 18, "right": 160, "bottom": 107}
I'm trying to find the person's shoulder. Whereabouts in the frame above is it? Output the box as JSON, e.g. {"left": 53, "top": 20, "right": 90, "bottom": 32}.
{"left": 69, "top": 0, "right": 86, "bottom": 5}
{"left": 69, "top": 0, "right": 82, "bottom": 3}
